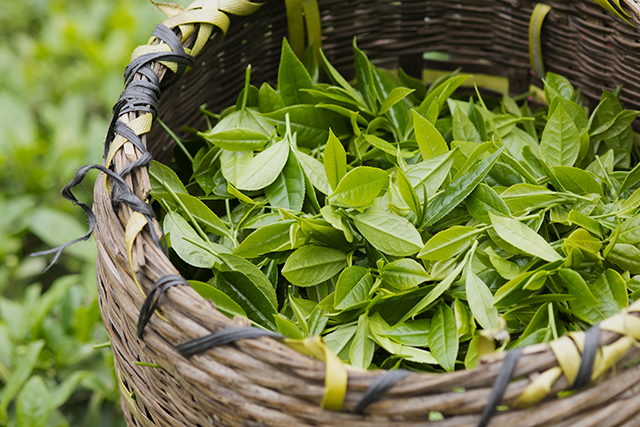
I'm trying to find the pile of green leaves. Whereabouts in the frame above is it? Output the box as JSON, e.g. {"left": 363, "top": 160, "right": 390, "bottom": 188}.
{"left": 151, "top": 38, "right": 640, "bottom": 373}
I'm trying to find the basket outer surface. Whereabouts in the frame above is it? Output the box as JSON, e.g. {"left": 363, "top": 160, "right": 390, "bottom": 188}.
{"left": 95, "top": 1, "right": 640, "bottom": 426}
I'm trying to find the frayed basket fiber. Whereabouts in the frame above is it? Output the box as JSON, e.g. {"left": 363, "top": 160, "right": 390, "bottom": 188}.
{"left": 85, "top": 0, "right": 640, "bottom": 426}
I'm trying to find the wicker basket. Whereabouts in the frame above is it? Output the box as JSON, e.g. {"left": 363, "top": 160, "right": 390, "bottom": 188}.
{"left": 92, "top": 1, "right": 640, "bottom": 426}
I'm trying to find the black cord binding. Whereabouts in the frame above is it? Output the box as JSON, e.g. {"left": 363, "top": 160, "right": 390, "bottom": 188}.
{"left": 351, "top": 369, "right": 410, "bottom": 414}
{"left": 137, "top": 275, "right": 189, "bottom": 338}
{"left": 477, "top": 348, "right": 523, "bottom": 427}
{"left": 175, "top": 327, "right": 283, "bottom": 358}
{"left": 571, "top": 324, "right": 601, "bottom": 390}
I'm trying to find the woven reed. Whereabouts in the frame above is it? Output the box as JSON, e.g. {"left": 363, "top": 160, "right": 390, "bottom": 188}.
{"left": 95, "top": 1, "right": 640, "bottom": 426}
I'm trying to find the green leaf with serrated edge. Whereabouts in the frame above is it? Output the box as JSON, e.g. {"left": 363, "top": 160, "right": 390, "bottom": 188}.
{"left": 485, "top": 247, "right": 523, "bottom": 280}
{"left": 621, "top": 187, "right": 640, "bottom": 212}
{"left": 549, "top": 96, "right": 588, "bottom": 130}
{"left": 278, "top": 38, "right": 317, "bottom": 106}
{"left": 363, "top": 134, "right": 414, "bottom": 158}
{"left": 489, "top": 213, "right": 562, "bottom": 262}
{"left": 266, "top": 153, "right": 305, "bottom": 212}
{"left": 428, "top": 302, "right": 458, "bottom": 372}
{"left": 320, "top": 205, "right": 354, "bottom": 242}
{"left": 218, "top": 253, "right": 277, "bottom": 309}
{"left": 466, "top": 183, "right": 510, "bottom": 224}
{"left": 500, "top": 183, "right": 564, "bottom": 214}
{"left": 296, "top": 149, "right": 332, "bottom": 195}
{"left": 275, "top": 314, "right": 305, "bottom": 339}
{"left": 381, "top": 258, "right": 429, "bottom": 290}
{"left": 319, "top": 49, "right": 366, "bottom": 107}
{"left": 328, "top": 166, "right": 388, "bottom": 208}
{"left": 567, "top": 211, "right": 603, "bottom": 237}
{"left": 199, "top": 128, "right": 269, "bottom": 151}
{"left": 351, "top": 211, "right": 423, "bottom": 257}
{"left": 220, "top": 150, "right": 253, "bottom": 186}
{"left": 234, "top": 221, "right": 293, "bottom": 258}
{"left": 334, "top": 266, "right": 374, "bottom": 310}
{"left": 149, "top": 160, "right": 188, "bottom": 195}
{"left": 16, "top": 376, "right": 49, "bottom": 427}
{"left": 164, "top": 212, "right": 219, "bottom": 268}
{"left": 544, "top": 72, "right": 574, "bottom": 103}
{"left": 564, "top": 229, "right": 602, "bottom": 254}
{"left": 189, "top": 280, "right": 247, "bottom": 319}
{"left": 350, "top": 313, "right": 375, "bottom": 369}
{"left": 465, "top": 264, "right": 499, "bottom": 331}
{"left": 368, "top": 313, "right": 403, "bottom": 354}
{"left": 214, "top": 272, "right": 277, "bottom": 331}
{"left": 379, "top": 87, "right": 414, "bottom": 115}
{"left": 552, "top": 166, "right": 603, "bottom": 196}
{"left": 324, "top": 129, "right": 347, "bottom": 191}
{"left": 397, "top": 167, "right": 421, "bottom": 219}
{"left": 603, "top": 269, "right": 628, "bottom": 310}
{"left": 540, "top": 104, "right": 580, "bottom": 167}
{"left": 557, "top": 269, "right": 599, "bottom": 307}
{"left": 416, "top": 75, "right": 471, "bottom": 123}
{"left": 421, "top": 148, "right": 503, "bottom": 228}
{"left": 412, "top": 110, "right": 448, "bottom": 160}
{"left": 522, "top": 270, "right": 548, "bottom": 291}
{"left": 405, "top": 151, "right": 455, "bottom": 202}
{"left": 399, "top": 244, "right": 474, "bottom": 323}
{"left": 263, "top": 105, "right": 350, "bottom": 148}
{"left": 324, "top": 324, "right": 358, "bottom": 360}
{"left": 236, "top": 139, "right": 290, "bottom": 191}
{"left": 258, "top": 82, "right": 284, "bottom": 113}
{"left": 400, "top": 347, "right": 438, "bottom": 364}
{"left": 153, "top": 192, "right": 231, "bottom": 240}
{"left": 607, "top": 244, "right": 640, "bottom": 274}
{"left": 372, "top": 66, "right": 410, "bottom": 130}
{"left": 454, "top": 297, "right": 472, "bottom": 337}
{"left": 452, "top": 105, "right": 482, "bottom": 143}
{"left": 567, "top": 270, "right": 621, "bottom": 325}
{"left": 382, "top": 319, "right": 430, "bottom": 347}
{"left": 288, "top": 294, "right": 311, "bottom": 336}
{"left": 619, "top": 214, "right": 640, "bottom": 245}
{"left": 282, "top": 245, "right": 347, "bottom": 287}
{"left": 418, "top": 226, "right": 480, "bottom": 261}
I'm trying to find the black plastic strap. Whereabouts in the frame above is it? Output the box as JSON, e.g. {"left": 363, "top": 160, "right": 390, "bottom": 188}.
{"left": 351, "top": 369, "right": 410, "bottom": 414}
{"left": 477, "top": 348, "right": 523, "bottom": 427}
{"left": 176, "top": 327, "right": 283, "bottom": 358}
{"left": 137, "top": 275, "right": 189, "bottom": 338}
{"left": 571, "top": 324, "right": 601, "bottom": 390}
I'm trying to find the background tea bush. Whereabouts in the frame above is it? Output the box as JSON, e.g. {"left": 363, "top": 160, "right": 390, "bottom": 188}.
{"left": 0, "top": 1, "right": 167, "bottom": 425}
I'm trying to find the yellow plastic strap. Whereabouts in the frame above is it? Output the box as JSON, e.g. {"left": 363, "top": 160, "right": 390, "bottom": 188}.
{"left": 529, "top": 3, "right": 551, "bottom": 78}
{"left": 105, "top": 113, "right": 154, "bottom": 168}
{"left": 125, "top": 211, "right": 149, "bottom": 296}
{"left": 592, "top": 0, "right": 632, "bottom": 25}
{"left": 591, "top": 336, "right": 634, "bottom": 380}
{"left": 549, "top": 336, "right": 581, "bottom": 385}
{"left": 514, "top": 366, "right": 562, "bottom": 407}
{"left": 302, "top": 0, "right": 322, "bottom": 62}
{"left": 162, "top": 9, "right": 231, "bottom": 34}
{"left": 285, "top": 0, "right": 305, "bottom": 59}
{"left": 600, "top": 312, "right": 640, "bottom": 340}
{"left": 284, "top": 336, "right": 348, "bottom": 410}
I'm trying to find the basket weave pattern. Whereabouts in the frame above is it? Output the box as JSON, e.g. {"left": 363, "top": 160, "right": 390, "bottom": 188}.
{"left": 95, "top": 1, "right": 640, "bottom": 426}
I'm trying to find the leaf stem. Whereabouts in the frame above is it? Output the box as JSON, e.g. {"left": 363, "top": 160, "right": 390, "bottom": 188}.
{"left": 156, "top": 118, "right": 193, "bottom": 163}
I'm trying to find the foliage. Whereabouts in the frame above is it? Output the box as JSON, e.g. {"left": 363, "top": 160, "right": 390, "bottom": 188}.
{"left": 151, "top": 39, "right": 640, "bottom": 373}
{"left": 0, "top": 0, "right": 165, "bottom": 426}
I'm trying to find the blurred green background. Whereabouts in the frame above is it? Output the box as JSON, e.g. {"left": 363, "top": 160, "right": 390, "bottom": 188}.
{"left": 0, "top": 1, "right": 168, "bottom": 425}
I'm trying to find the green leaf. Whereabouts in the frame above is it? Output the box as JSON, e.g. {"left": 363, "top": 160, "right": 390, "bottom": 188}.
{"left": 218, "top": 253, "right": 277, "bottom": 309}
{"left": 275, "top": 314, "right": 305, "bottom": 339}
{"left": 489, "top": 213, "right": 562, "bottom": 262}
{"left": 452, "top": 105, "right": 482, "bottom": 143}
{"left": 214, "top": 272, "right": 277, "bottom": 331}
{"left": 149, "top": 160, "right": 188, "bottom": 195}
{"left": 258, "top": 82, "right": 284, "bottom": 113}
{"left": 220, "top": 150, "right": 253, "bottom": 186}
{"left": 319, "top": 49, "right": 366, "bottom": 107}
{"left": 296, "top": 149, "right": 332, "bottom": 195}
{"left": 540, "top": 104, "right": 580, "bottom": 167}
{"left": 234, "top": 221, "right": 294, "bottom": 258}
{"left": 0, "top": 340, "right": 44, "bottom": 414}
{"left": 278, "top": 38, "right": 317, "bottom": 106}
{"left": 17, "top": 376, "right": 50, "bottom": 427}
{"left": 199, "top": 128, "right": 269, "bottom": 151}
{"left": 351, "top": 211, "right": 423, "bottom": 256}
{"left": 189, "top": 280, "right": 247, "bottom": 319}
{"left": 400, "top": 347, "right": 438, "bottom": 364}
{"left": 428, "top": 302, "right": 458, "bottom": 372}
{"left": 416, "top": 75, "right": 470, "bottom": 123}
{"left": 324, "top": 324, "right": 358, "bottom": 359}
{"left": 405, "top": 151, "right": 455, "bottom": 201}
{"left": 557, "top": 269, "right": 599, "bottom": 306}
{"left": 552, "top": 166, "right": 603, "bottom": 196}
{"left": 501, "top": 183, "right": 563, "bottom": 214}
{"left": 153, "top": 191, "right": 231, "bottom": 239}
{"left": 334, "top": 266, "right": 374, "bottom": 310}
{"left": 265, "top": 153, "right": 305, "bottom": 212}
{"left": 282, "top": 245, "right": 347, "bottom": 287}
{"left": 235, "top": 139, "right": 290, "bottom": 191}
{"left": 618, "top": 214, "right": 640, "bottom": 245}
{"left": 372, "top": 66, "right": 409, "bottom": 130}
{"left": 382, "top": 319, "right": 430, "bottom": 346}
{"left": 607, "top": 244, "right": 640, "bottom": 274}
{"left": 544, "top": 72, "right": 574, "bottom": 103}
{"left": 465, "top": 265, "right": 499, "bottom": 330}
{"left": 397, "top": 168, "right": 422, "bottom": 219}
{"left": 412, "top": 110, "right": 448, "bottom": 160}
{"left": 381, "top": 258, "right": 430, "bottom": 290}
{"left": 419, "top": 226, "right": 480, "bottom": 261}
{"left": 379, "top": 87, "right": 414, "bottom": 115}
{"left": 328, "top": 166, "right": 388, "bottom": 208}
{"left": 466, "top": 183, "right": 510, "bottom": 223}
{"left": 28, "top": 208, "right": 96, "bottom": 262}
{"left": 567, "top": 270, "right": 621, "bottom": 324}
{"left": 263, "top": 105, "right": 349, "bottom": 148}
{"left": 421, "top": 148, "right": 503, "bottom": 228}
{"left": 164, "top": 212, "right": 220, "bottom": 268}
{"left": 349, "top": 313, "right": 375, "bottom": 369}
{"left": 324, "top": 129, "right": 347, "bottom": 191}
